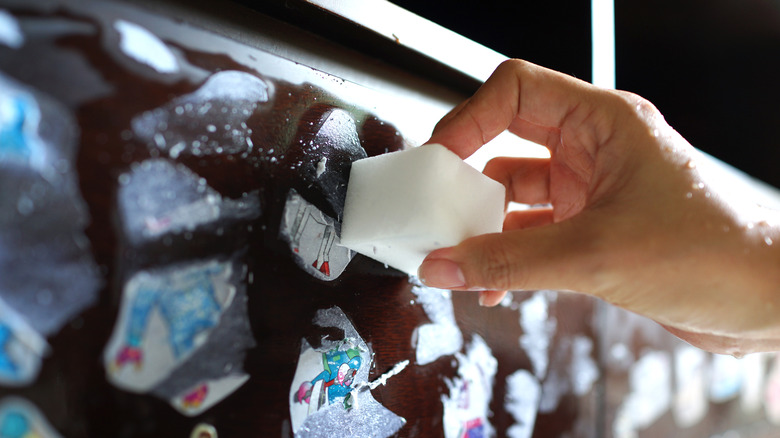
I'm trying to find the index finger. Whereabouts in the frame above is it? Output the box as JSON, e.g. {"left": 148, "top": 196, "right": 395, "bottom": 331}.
{"left": 427, "top": 59, "right": 608, "bottom": 159}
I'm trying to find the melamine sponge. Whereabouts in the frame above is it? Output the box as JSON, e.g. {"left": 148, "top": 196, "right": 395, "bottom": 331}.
{"left": 340, "top": 144, "right": 506, "bottom": 275}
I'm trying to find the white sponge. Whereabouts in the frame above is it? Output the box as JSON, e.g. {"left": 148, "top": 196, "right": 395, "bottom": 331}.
{"left": 340, "top": 144, "right": 506, "bottom": 275}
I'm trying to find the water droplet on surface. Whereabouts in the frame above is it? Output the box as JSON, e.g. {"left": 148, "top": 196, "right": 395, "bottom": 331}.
{"left": 765, "top": 236, "right": 773, "bottom": 246}
{"left": 685, "top": 192, "right": 693, "bottom": 199}
{"left": 692, "top": 182, "right": 704, "bottom": 190}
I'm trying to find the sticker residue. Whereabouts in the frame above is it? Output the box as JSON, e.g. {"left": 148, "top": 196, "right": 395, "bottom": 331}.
{"left": 0, "top": 10, "right": 23, "bottom": 50}
{"left": 613, "top": 350, "right": 672, "bottom": 438}
{"left": 289, "top": 306, "right": 405, "bottom": 437}
{"left": 442, "top": 334, "right": 498, "bottom": 438}
{"left": 0, "top": 397, "right": 61, "bottom": 438}
{"left": 118, "top": 159, "right": 260, "bottom": 244}
{"left": 114, "top": 19, "right": 179, "bottom": 74}
{"left": 539, "top": 335, "right": 599, "bottom": 414}
{"left": 280, "top": 190, "right": 353, "bottom": 281}
{"left": 518, "top": 291, "right": 557, "bottom": 379}
{"left": 505, "top": 369, "right": 541, "bottom": 438}
{"left": 104, "top": 259, "right": 255, "bottom": 416}
{"left": 672, "top": 345, "right": 708, "bottom": 428}
{"left": 709, "top": 353, "right": 743, "bottom": 403}
{"left": 131, "top": 70, "right": 269, "bottom": 157}
{"left": 410, "top": 281, "right": 462, "bottom": 366}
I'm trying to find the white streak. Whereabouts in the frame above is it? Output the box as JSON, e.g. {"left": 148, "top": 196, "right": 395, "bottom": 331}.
{"left": 114, "top": 19, "right": 179, "bottom": 74}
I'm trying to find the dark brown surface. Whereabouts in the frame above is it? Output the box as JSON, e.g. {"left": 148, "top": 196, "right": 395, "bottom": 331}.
{"left": 0, "top": 1, "right": 778, "bottom": 438}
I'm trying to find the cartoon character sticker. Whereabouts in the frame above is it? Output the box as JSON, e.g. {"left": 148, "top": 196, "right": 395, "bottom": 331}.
{"left": 289, "top": 306, "right": 405, "bottom": 437}
{"left": 0, "top": 298, "right": 48, "bottom": 387}
{"left": 280, "top": 190, "right": 353, "bottom": 281}
{"left": 442, "top": 335, "right": 498, "bottom": 438}
{"left": 104, "top": 259, "right": 255, "bottom": 416}
{"left": 0, "top": 397, "right": 61, "bottom": 438}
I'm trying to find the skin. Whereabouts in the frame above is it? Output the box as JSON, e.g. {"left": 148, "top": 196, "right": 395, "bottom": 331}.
{"left": 417, "top": 59, "right": 780, "bottom": 356}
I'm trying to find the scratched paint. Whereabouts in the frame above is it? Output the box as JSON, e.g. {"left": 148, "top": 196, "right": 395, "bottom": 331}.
{"left": 114, "top": 19, "right": 179, "bottom": 74}
{"left": 118, "top": 159, "right": 260, "bottom": 244}
{"left": 672, "top": 345, "right": 708, "bottom": 428}
{"left": 104, "top": 259, "right": 255, "bottom": 416}
{"left": 442, "top": 334, "right": 498, "bottom": 438}
{"left": 0, "top": 73, "right": 100, "bottom": 339}
{"left": 409, "top": 281, "right": 462, "bottom": 365}
{"left": 289, "top": 306, "right": 405, "bottom": 437}
{"left": 131, "top": 70, "right": 269, "bottom": 157}
{"left": 613, "top": 350, "right": 672, "bottom": 438}
{"left": 0, "top": 10, "right": 23, "bottom": 49}
{"left": 505, "top": 369, "right": 541, "bottom": 438}
{"left": 518, "top": 291, "right": 557, "bottom": 379}
{"left": 280, "top": 190, "right": 353, "bottom": 281}
{"left": 0, "top": 397, "right": 61, "bottom": 438}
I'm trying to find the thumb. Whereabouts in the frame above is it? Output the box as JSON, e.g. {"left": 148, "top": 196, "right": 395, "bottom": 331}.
{"left": 417, "top": 216, "right": 603, "bottom": 294}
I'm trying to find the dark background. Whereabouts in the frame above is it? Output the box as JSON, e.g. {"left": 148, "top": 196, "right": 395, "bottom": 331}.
{"left": 390, "top": 0, "right": 780, "bottom": 189}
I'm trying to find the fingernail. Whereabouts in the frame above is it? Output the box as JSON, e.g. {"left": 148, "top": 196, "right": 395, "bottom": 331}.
{"left": 478, "top": 291, "right": 488, "bottom": 307}
{"left": 418, "top": 258, "right": 466, "bottom": 289}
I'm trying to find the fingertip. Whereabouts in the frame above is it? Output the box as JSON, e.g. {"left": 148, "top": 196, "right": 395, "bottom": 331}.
{"left": 478, "top": 290, "right": 507, "bottom": 307}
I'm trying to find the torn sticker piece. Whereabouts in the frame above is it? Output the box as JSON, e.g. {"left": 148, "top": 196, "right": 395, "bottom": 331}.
{"left": 518, "top": 291, "right": 557, "bottom": 379}
{"left": 131, "top": 71, "right": 269, "bottom": 156}
{"left": 118, "top": 159, "right": 260, "bottom": 244}
{"left": 410, "top": 281, "right": 462, "bottom": 366}
{"left": 505, "top": 369, "right": 541, "bottom": 438}
{"left": 114, "top": 19, "right": 179, "bottom": 74}
{"left": 442, "top": 334, "right": 498, "bottom": 438}
{"left": 289, "top": 306, "right": 405, "bottom": 437}
{"left": 0, "top": 397, "right": 61, "bottom": 438}
{"left": 0, "top": 297, "right": 49, "bottom": 387}
{"left": 104, "top": 259, "right": 255, "bottom": 415}
{"left": 280, "top": 190, "right": 353, "bottom": 281}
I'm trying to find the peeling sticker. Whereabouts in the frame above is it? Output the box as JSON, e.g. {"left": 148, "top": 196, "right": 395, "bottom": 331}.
{"left": 613, "top": 350, "right": 671, "bottom": 438}
{"left": 118, "top": 159, "right": 260, "bottom": 244}
{"left": 709, "top": 354, "right": 743, "bottom": 403}
{"left": 104, "top": 259, "right": 255, "bottom": 416}
{"left": 409, "top": 281, "right": 462, "bottom": 365}
{"left": 289, "top": 306, "right": 405, "bottom": 437}
{"left": 280, "top": 190, "right": 353, "bottom": 281}
{"left": 518, "top": 291, "right": 556, "bottom": 379}
{"left": 0, "top": 397, "right": 61, "bottom": 438}
{"left": 442, "top": 334, "right": 498, "bottom": 438}
{"left": 0, "top": 10, "right": 23, "bottom": 49}
{"left": 114, "top": 19, "right": 179, "bottom": 74}
{"left": 672, "top": 345, "right": 708, "bottom": 428}
{"left": 505, "top": 369, "right": 541, "bottom": 438}
{"left": 131, "top": 71, "right": 269, "bottom": 156}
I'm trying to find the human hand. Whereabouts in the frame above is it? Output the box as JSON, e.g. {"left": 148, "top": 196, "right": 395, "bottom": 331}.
{"left": 418, "top": 59, "right": 780, "bottom": 355}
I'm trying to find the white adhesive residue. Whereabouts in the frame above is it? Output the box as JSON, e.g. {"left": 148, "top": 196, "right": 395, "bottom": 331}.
{"left": 709, "top": 354, "right": 743, "bottom": 403}
{"left": 505, "top": 369, "right": 541, "bottom": 438}
{"left": 740, "top": 353, "right": 768, "bottom": 415}
{"left": 442, "top": 335, "right": 498, "bottom": 438}
{"left": 519, "top": 291, "right": 557, "bottom": 378}
{"left": 315, "top": 157, "right": 327, "bottom": 178}
{"left": 539, "top": 335, "right": 599, "bottom": 414}
{"left": 114, "top": 20, "right": 179, "bottom": 74}
{"left": 672, "top": 345, "right": 708, "bottom": 428}
{"left": 0, "top": 10, "right": 23, "bottom": 49}
{"left": 571, "top": 336, "right": 599, "bottom": 396}
{"left": 358, "top": 359, "right": 409, "bottom": 391}
{"left": 410, "top": 280, "right": 462, "bottom": 365}
{"left": 613, "top": 350, "right": 672, "bottom": 438}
